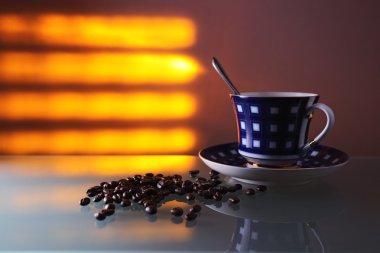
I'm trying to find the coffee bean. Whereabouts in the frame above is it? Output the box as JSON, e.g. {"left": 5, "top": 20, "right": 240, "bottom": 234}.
{"left": 227, "top": 184, "right": 242, "bottom": 192}
{"left": 100, "top": 182, "right": 108, "bottom": 187}
{"left": 94, "top": 212, "right": 106, "bottom": 220}
{"left": 183, "top": 185, "right": 194, "bottom": 193}
{"left": 138, "top": 197, "right": 148, "bottom": 205}
{"left": 256, "top": 185, "right": 267, "bottom": 192}
{"left": 196, "top": 177, "right": 207, "bottom": 182}
{"left": 245, "top": 188, "right": 256, "bottom": 195}
{"left": 86, "top": 171, "right": 246, "bottom": 223}
{"left": 112, "top": 194, "right": 122, "bottom": 204}
{"left": 103, "top": 183, "right": 114, "bottom": 190}
{"left": 133, "top": 174, "right": 142, "bottom": 180}
{"left": 132, "top": 194, "right": 142, "bottom": 203}
{"left": 145, "top": 172, "right": 154, "bottom": 177}
{"left": 213, "top": 193, "right": 223, "bottom": 201}
{"left": 182, "top": 179, "right": 193, "bottom": 186}
{"left": 110, "top": 181, "right": 119, "bottom": 188}
{"left": 120, "top": 199, "right": 131, "bottom": 207}
{"left": 216, "top": 186, "right": 228, "bottom": 195}
{"left": 209, "top": 170, "right": 220, "bottom": 176}
{"left": 103, "top": 196, "right": 113, "bottom": 204}
{"left": 104, "top": 203, "right": 115, "bottom": 210}
{"left": 189, "top": 169, "right": 200, "bottom": 177}
{"left": 211, "top": 179, "right": 222, "bottom": 186}
{"left": 228, "top": 196, "right": 240, "bottom": 204}
{"left": 173, "top": 174, "right": 182, "bottom": 181}
{"left": 103, "top": 189, "right": 113, "bottom": 195}
{"left": 118, "top": 179, "right": 128, "bottom": 186}
{"left": 141, "top": 177, "right": 155, "bottom": 186}
{"left": 102, "top": 208, "right": 115, "bottom": 216}
{"left": 186, "top": 193, "right": 195, "bottom": 201}
{"left": 93, "top": 194, "right": 104, "bottom": 202}
{"left": 171, "top": 207, "right": 184, "bottom": 217}
{"left": 145, "top": 205, "right": 157, "bottom": 215}
{"left": 190, "top": 204, "right": 202, "bottom": 213}
{"left": 122, "top": 192, "right": 132, "bottom": 199}
{"left": 185, "top": 212, "right": 197, "bottom": 221}
{"left": 143, "top": 200, "right": 156, "bottom": 208}
{"left": 86, "top": 188, "right": 98, "bottom": 197}
{"left": 79, "top": 197, "right": 90, "bottom": 206}
{"left": 174, "top": 187, "right": 185, "bottom": 195}
{"left": 143, "top": 187, "right": 158, "bottom": 196}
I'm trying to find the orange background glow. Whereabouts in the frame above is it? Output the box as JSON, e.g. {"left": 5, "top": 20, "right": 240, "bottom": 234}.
{"left": 0, "top": 14, "right": 196, "bottom": 49}
{"left": 0, "top": 92, "right": 196, "bottom": 120}
{"left": 0, "top": 1, "right": 378, "bottom": 156}
{"left": 0, "top": 13, "right": 202, "bottom": 154}
{"left": 0, "top": 52, "right": 201, "bottom": 84}
{"left": 1, "top": 155, "right": 197, "bottom": 177}
{"left": 0, "top": 128, "right": 196, "bottom": 154}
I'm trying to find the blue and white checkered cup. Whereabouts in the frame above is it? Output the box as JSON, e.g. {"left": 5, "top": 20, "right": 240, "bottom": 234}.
{"left": 231, "top": 92, "right": 335, "bottom": 166}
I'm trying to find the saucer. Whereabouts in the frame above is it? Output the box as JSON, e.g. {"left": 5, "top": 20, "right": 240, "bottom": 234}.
{"left": 199, "top": 143, "right": 349, "bottom": 186}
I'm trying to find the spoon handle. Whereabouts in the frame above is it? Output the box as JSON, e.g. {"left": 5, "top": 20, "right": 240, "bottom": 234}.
{"left": 212, "top": 57, "right": 240, "bottom": 95}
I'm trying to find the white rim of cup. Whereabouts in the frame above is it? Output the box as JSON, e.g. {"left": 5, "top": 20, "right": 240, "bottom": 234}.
{"left": 231, "top": 92, "right": 319, "bottom": 98}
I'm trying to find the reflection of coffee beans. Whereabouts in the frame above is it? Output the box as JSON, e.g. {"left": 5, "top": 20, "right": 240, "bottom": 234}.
{"left": 256, "top": 185, "right": 267, "bottom": 192}
{"left": 79, "top": 170, "right": 267, "bottom": 225}
{"left": 245, "top": 188, "right": 256, "bottom": 195}
{"left": 228, "top": 184, "right": 242, "bottom": 192}
{"left": 185, "top": 212, "right": 197, "bottom": 221}
{"left": 171, "top": 207, "right": 184, "bottom": 216}
{"left": 229, "top": 196, "right": 240, "bottom": 204}
{"left": 120, "top": 199, "right": 131, "bottom": 207}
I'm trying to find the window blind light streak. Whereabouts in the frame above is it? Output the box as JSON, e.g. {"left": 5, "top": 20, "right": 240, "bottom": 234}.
{"left": 0, "top": 14, "right": 196, "bottom": 49}
{"left": 0, "top": 52, "right": 201, "bottom": 84}
{"left": 0, "top": 92, "right": 197, "bottom": 120}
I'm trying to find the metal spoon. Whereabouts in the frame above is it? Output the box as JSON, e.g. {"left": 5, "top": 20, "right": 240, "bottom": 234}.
{"left": 212, "top": 57, "right": 240, "bottom": 95}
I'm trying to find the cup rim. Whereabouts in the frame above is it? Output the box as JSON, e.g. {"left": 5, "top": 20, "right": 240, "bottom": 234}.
{"left": 231, "top": 92, "right": 319, "bottom": 98}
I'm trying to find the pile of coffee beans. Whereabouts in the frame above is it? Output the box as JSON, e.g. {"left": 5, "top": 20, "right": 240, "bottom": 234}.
{"left": 79, "top": 169, "right": 267, "bottom": 223}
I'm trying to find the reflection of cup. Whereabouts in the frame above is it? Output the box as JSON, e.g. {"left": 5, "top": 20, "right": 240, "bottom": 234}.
{"left": 207, "top": 180, "right": 344, "bottom": 223}
{"left": 231, "top": 92, "right": 335, "bottom": 166}
{"left": 206, "top": 181, "right": 345, "bottom": 252}
{"left": 228, "top": 219, "right": 323, "bottom": 252}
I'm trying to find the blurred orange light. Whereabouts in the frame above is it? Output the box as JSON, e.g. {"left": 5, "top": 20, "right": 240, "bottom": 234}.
{"left": 0, "top": 156, "right": 197, "bottom": 177}
{"left": 111, "top": 219, "right": 191, "bottom": 243}
{"left": 0, "top": 92, "right": 196, "bottom": 120}
{"left": 0, "top": 52, "right": 201, "bottom": 84}
{"left": 0, "top": 14, "right": 196, "bottom": 49}
{"left": 0, "top": 128, "right": 196, "bottom": 154}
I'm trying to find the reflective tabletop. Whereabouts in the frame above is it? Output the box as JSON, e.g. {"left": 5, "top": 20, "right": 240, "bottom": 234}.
{"left": 0, "top": 156, "right": 379, "bottom": 252}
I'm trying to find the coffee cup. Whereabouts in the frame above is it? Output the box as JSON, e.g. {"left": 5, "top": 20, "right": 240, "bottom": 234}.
{"left": 230, "top": 92, "right": 334, "bottom": 166}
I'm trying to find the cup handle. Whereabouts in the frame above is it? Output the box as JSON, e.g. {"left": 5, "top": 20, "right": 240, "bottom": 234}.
{"left": 302, "top": 103, "right": 335, "bottom": 153}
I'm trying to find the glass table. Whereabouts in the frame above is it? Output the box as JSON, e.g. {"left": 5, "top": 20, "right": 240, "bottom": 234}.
{"left": 0, "top": 156, "right": 379, "bottom": 252}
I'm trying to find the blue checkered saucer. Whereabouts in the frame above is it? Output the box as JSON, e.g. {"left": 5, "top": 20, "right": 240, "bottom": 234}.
{"left": 199, "top": 142, "right": 349, "bottom": 186}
